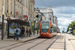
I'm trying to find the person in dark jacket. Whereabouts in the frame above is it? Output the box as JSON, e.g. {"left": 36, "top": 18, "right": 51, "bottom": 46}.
{"left": 21, "top": 27, "right": 25, "bottom": 38}
{"left": 29, "top": 29, "right": 31, "bottom": 37}
{"left": 28, "top": 27, "right": 32, "bottom": 37}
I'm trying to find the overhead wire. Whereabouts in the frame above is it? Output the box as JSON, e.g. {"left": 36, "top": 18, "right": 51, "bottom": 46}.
{"left": 40, "top": 0, "right": 47, "bottom": 7}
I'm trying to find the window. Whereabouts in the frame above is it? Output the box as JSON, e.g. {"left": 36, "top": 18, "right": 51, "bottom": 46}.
{"left": 42, "top": 21, "right": 49, "bottom": 33}
{"left": 7, "top": 0, "right": 8, "bottom": 13}
{"left": 11, "top": 0, "right": 12, "bottom": 14}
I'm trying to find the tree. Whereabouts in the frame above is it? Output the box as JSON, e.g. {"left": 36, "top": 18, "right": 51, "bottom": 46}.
{"left": 67, "top": 21, "right": 75, "bottom": 32}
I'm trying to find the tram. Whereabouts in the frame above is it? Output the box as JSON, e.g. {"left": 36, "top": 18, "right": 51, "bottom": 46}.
{"left": 40, "top": 21, "right": 57, "bottom": 38}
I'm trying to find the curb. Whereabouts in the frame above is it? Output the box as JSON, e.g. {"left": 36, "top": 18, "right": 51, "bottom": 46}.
{"left": 68, "top": 39, "right": 75, "bottom": 41}
{"left": 0, "top": 36, "right": 39, "bottom": 49}
{"left": 19, "top": 37, "right": 39, "bottom": 43}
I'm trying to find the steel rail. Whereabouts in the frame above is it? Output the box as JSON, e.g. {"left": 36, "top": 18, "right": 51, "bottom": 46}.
{"left": 46, "top": 35, "right": 61, "bottom": 50}
{"left": 64, "top": 33, "right": 66, "bottom": 50}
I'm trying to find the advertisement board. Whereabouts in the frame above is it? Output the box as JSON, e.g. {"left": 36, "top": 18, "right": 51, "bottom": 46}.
{"left": 9, "top": 23, "right": 18, "bottom": 36}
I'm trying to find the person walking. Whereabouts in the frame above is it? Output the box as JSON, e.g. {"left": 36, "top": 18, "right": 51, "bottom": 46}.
{"left": 21, "top": 27, "right": 25, "bottom": 38}
{"left": 28, "top": 27, "right": 31, "bottom": 37}
{"left": 14, "top": 27, "right": 17, "bottom": 40}
{"left": 15, "top": 26, "right": 21, "bottom": 40}
{"left": 29, "top": 29, "right": 31, "bottom": 37}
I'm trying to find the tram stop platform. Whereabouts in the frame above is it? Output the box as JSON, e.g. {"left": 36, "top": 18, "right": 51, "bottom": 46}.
{"left": 0, "top": 34, "right": 39, "bottom": 49}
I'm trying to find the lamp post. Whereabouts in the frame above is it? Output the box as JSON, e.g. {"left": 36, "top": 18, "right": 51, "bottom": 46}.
{"left": 1, "top": 0, "right": 4, "bottom": 40}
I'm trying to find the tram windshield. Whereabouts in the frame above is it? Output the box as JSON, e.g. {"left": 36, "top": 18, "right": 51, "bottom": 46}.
{"left": 42, "top": 21, "right": 49, "bottom": 33}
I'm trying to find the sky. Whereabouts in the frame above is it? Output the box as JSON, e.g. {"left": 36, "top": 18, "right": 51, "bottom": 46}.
{"left": 35, "top": 0, "right": 75, "bottom": 32}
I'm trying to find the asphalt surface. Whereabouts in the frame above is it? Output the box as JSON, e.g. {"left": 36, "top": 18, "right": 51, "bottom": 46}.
{"left": 2, "top": 35, "right": 59, "bottom": 50}
{"left": 0, "top": 34, "right": 66, "bottom": 50}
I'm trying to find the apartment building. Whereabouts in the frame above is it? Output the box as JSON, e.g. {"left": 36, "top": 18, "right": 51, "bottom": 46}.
{"left": 0, "top": 0, "right": 35, "bottom": 21}
{"left": 0, "top": 0, "right": 35, "bottom": 37}
{"left": 53, "top": 16, "right": 58, "bottom": 26}
{"left": 35, "top": 7, "right": 58, "bottom": 26}
{"left": 40, "top": 7, "right": 54, "bottom": 22}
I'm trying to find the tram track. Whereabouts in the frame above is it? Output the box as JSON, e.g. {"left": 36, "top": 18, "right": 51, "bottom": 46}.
{"left": 7, "top": 38, "right": 46, "bottom": 50}
{"left": 27, "top": 35, "right": 61, "bottom": 50}
{"left": 7, "top": 38, "right": 49, "bottom": 50}
{"left": 1, "top": 34, "right": 61, "bottom": 50}
{"left": 46, "top": 35, "right": 61, "bottom": 50}
{"left": 48, "top": 34, "right": 66, "bottom": 50}
{"left": 64, "top": 33, "right": 66, "bottom": 50}
{"left": 27, "top": 39, "right": 48, "bottom": 50}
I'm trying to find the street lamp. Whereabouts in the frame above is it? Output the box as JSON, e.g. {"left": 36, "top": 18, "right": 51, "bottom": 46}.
{"left": 1, "top": 0, "right": 4, "bottom": 40}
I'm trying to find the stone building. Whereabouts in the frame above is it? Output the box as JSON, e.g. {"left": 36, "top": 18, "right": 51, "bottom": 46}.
{"left": 0, "top": 0, "right": 35, "bottom": 37}
{"left": 39, "top": 7, "right": 58, "bottom": 26}
{"left": 40, "top": 7, "right": 53, "bottom": 22}
{"left": 0, "top": 0, "right": 35, "bottom": 20}
{"left": 53, "top": 16, "right": 58, "bottom": 26}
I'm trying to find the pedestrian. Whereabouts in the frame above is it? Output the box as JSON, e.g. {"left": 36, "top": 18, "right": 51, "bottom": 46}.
{"left": 21, "top": 27, "right": 25, "bottom": 38}
{"left": 14, "top": 27, "right": 17, "bottom": 40}
{"left": 15, "top": 26, "right": 21, "bottom": 40}
{"left": 29, "top": 29, "right": 32, "bottom": 37}
{"left": 28, "top": 27, "right": 31, "bottom": 37}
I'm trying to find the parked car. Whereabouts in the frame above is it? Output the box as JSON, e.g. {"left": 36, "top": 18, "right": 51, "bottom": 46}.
{"left": 67, "top": 31, "right": 71, "bottom": 34}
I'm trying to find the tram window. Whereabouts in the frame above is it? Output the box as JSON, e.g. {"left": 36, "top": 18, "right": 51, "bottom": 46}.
{"left": 41, "top": 21, "right": 49, "bottom": 33}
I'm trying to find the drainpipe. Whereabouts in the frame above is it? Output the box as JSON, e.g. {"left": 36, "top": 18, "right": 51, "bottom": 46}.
{"left": 1, "top": 0, "right": 4, "bottom": 40}
{"left": 14, "top": 0, "right": 15, "bottom": 18}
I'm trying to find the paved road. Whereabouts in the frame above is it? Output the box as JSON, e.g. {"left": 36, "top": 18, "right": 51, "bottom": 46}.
{"left": 1, "top": 34, "right": 61, "bottom": 50}
{"left": 0, "top": 33, "right": 75, "bottom": 50}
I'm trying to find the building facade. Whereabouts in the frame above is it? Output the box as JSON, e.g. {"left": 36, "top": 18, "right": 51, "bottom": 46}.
{"left": 35, "top": 8, "right": 46, "bottom": 21}
{"left": 39, "top": 7, "right": 58, "bottom": 26}
{"left": 0, "top": 0, "right": 35, "bottom": 37}
{"left": 0, "top": 0, "right": 35, "bottom": 21}
{"left": 40, "top": 7, "right": 53, "bottom": 22}
{"left": 53, "top": 16, "right": 58, "bottom": 26}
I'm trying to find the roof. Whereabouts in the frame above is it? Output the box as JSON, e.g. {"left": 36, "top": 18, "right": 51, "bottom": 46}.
{"left": 7, "top": 18, "right": 29, "bottom": 26}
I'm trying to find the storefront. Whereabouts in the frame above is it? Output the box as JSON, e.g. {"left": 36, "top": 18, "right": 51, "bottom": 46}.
{"left": 7, "top": 18, "right": 30, "bottom": 38}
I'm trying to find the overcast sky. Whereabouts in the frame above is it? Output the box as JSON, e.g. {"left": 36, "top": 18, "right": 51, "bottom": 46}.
{"left": 35, "top": 0, "right": 75, "bottom": 32}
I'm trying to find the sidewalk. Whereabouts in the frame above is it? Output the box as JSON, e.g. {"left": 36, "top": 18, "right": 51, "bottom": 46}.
{"left": 0, "top": 34, "right": 39, "bottom": 49}
{"left": 66, "top": 34, "right": 75, "bottom": 50}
